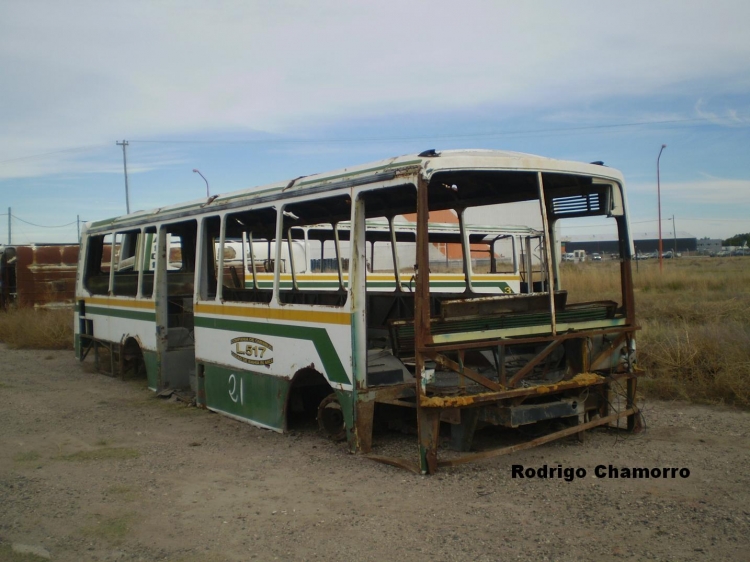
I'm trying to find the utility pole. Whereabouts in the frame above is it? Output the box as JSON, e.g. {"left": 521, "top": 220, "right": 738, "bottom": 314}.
{"left": 672, "top": 214, "right": 677, "bottom": 256}
{"left": 7, "top": 207, "right": 10, "bottom": 245}
{"left": 77, "top": 215, "right": 80, "bottom": 242}
{"left": 657, "top": 144, "right": 666, "bottom": 273}
{"left": 116, "top": 140, "right": 131, "bottom": 214}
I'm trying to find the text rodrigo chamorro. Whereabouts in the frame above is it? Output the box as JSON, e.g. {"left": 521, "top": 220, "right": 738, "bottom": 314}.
{"left": 512, "top": 464, "right": 690, "bottom": 482}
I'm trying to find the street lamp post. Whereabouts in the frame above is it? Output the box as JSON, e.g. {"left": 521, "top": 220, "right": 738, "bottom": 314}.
{"left": 657, "top": 144, "right": 666, "bottom": 272}
{"left": 193, "top": 169, "right": 210, "bottom": 197}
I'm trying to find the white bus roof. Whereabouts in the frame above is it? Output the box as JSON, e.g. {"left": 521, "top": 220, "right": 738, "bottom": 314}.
{"left": 88, "top": 149, "right": 624, "bottom": 233}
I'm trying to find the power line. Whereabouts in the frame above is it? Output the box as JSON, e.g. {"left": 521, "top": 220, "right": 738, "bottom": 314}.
{"left": 664, "top": 217, "right": 750, "bottom": 222}
{"left": 11, "top": 214, "right": 77, "bottom": 228}
{"left": 0, "top": 144, "right": 107, "bottom": 165}
{"left": 630, "top": 217, "right": 750, "bottom": 223}
{"left": 0, "top": 115, "right": 746, "bottom": 167}
{"left": 558, "top": 217, "right": 750, "bottom": 230}
{"left": 127, "top": 116, "right": 747, "bottom": 146}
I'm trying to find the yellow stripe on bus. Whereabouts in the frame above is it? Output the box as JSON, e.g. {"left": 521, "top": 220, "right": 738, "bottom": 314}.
{"left": 254, "top": 273, "right": 519, "bottom": 280}
{"left": 85, "top": 297, "right": 156, "bottom": 310}
{"left": 194, "top": 303, "right": 351, "bottom": 326}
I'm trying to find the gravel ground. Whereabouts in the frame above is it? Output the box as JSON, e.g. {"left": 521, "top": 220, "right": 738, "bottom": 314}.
{"left": 1, "top": 344, "right": 749, "bottom": 561}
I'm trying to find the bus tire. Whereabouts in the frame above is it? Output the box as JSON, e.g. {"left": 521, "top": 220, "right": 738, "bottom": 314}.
{"left": 317, "top": 393, "right": 346, "bottom": 441}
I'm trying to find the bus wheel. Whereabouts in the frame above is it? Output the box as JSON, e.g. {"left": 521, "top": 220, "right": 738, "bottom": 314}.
{"left": 317, "top": 393, "right": 346, "bottom": 441}
{"left": 121, "top": 339, "right": 145, "bottom": 380}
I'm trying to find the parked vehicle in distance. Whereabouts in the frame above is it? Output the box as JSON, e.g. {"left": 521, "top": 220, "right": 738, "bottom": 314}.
{"left": 562, "top": 252, "right": 576, "bottom": 262}
{"left": 591, "top": 253, "right": 602, "bottom": 261}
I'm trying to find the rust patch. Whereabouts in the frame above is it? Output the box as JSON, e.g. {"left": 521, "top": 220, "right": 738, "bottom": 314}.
{"left": 1, "top": 244, "right": 79, "bottom": 309}
{"left": 569, "top": 372, "right": 604, "bottom": 385}
{"left": 420, "top": 394, "right": 488, "bottom": 408}
{"left": 535, "top": 372, "right": 603, "bottom": 394}
{"left": 418, "top": 372, "right": 604, "bottom": 407}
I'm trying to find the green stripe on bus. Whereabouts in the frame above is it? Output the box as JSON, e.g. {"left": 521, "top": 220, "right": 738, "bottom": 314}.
{"left": 86, "top": 306, "right": 156, "bottom": 322}
{"left": 194, "top": 315, "right": 350, "bottom": 385}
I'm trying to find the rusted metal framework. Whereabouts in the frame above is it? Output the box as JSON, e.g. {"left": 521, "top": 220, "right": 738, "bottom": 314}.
{"left": 359, "top": 168, "right": 641, "bottom": 474}
{"left": 0, "top": 244, "right": 79, "bottom": 309}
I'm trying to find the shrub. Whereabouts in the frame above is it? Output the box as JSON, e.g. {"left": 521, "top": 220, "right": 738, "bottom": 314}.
{"left": 0, "top": 307, "right": 74, "bottom": 350}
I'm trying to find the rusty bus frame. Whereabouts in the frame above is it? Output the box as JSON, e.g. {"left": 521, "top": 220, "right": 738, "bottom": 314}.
{"left": 0, "top": 244, "right": 79, "bottom": 309}
{"left": 353, "top": 156, "right": 641, "bottom": 474}
{"left": 75, "top": 150, "right": 641, "bottom": 475}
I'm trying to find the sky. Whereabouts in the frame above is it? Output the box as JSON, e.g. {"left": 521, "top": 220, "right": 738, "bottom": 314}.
{"left": 1, "top": 0, "right": 749, "bottom": 244}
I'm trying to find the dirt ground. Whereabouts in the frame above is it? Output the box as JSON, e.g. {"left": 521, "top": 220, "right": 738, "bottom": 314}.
{"left": 1, "top": 344, "right": 749, "bottom": 562}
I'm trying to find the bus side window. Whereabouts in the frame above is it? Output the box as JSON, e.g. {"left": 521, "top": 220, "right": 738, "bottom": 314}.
{"left": 112, "top": 229, "right": 141, "bottom": 297}
{"left": 469, "top": 234, "right": 516, "bottom": 274}
{"left": 83, "top": 234, "right": 113, "bottom": 295}
{"left": 219, "top": 208, "right": 276, "bottom": 303}
{"left": 164, "top": 221, "right": 197, "bottom": 296}
{"left": 278, "top": 195, "right": 352, "bottom": 307}
{"left": 364, "top": 217, "right": 398, "bottom": 291}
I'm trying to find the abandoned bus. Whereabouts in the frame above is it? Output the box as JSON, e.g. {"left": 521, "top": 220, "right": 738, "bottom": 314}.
{"left": 1, "top": 244, "right": 79, "bottom": 309}
{"left": 75, "top": 149, "right": 641, "bottom": 474}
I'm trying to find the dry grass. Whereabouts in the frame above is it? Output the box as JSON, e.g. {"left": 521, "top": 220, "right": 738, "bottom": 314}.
{"left": 563, "top": 257, "right": 750, "bottom": 407}
{"left": 0, "top": 307, "right": 73, "bottom": 350}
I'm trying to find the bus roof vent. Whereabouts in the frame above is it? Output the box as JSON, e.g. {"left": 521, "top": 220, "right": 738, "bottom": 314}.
{"left": 418, "top": 149, "right": 439, "bottom": 157}
{"left": 552, "top": 193, "right": 601, "bottom": 216}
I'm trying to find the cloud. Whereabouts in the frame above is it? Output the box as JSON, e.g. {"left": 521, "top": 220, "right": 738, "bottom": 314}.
{"left": 2, "top": 0, "right": 750, "bottom": 166}
{"left": 0, "top": 144, "right": 187, "bottom": 180}
{"left": 694, "top": 98, "right": 750, "bottom": 126}
{"left": 629, "top": 176, "right": 750, "bottom": 204}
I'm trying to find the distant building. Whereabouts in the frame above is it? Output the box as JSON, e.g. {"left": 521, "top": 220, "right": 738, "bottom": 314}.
{"left": 696, "top": 238, "right": 722, "bottom": 254}
{"left": 563, "top": 236, "right": 697, "bottom": 255}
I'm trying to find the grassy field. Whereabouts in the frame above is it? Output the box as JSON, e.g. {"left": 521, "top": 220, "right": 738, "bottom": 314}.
{"left": 563, "top": 256, "right": 750, "bottom": 407}
{"left": 1, "top": 257, "right": 748, "bottom": 406}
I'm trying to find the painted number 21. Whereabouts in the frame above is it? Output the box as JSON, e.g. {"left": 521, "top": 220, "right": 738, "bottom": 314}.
{"left": 228, "top": 373, "right": 244, "bottom": 405}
